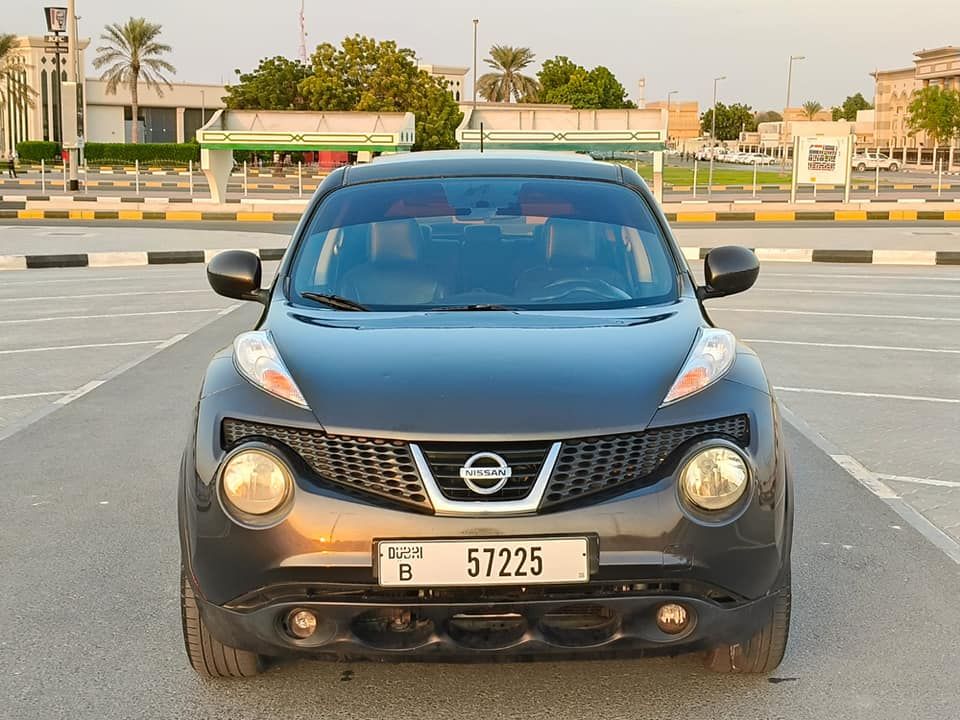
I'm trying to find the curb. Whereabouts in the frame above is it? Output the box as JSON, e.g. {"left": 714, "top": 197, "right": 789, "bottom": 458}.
{"left": 2, "top": 247, "right": 957, "bottom": 271}
{"left": 3, "top": 208, "right": 960, "bottom": 223}
{"left": 0, "top": 247, "right": 287, "bottom": 271}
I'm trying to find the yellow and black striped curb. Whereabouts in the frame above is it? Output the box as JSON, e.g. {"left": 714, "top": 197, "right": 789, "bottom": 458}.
{"left": 4, "top": 208, "right": 960, "bottom": 223}
{"left": 0, "top": 209, "right": 304, "bottom": 222}
{"left": 2, "top": 247, "right": 957, "bottom": 271}
{"left": 0, "top": 248, "right": 287, "bottom": 271}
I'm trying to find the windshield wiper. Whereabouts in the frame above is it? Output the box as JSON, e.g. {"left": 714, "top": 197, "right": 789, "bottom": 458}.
{"left": 300, "top": 292, "right": 370, "bottom": 311}
{"left": 429, "top": 303, "right": 517, "bottom": 312}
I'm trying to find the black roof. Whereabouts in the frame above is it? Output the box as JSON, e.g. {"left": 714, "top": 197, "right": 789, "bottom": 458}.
{"left": 343, "top": 150, "right": 623, "bottom": 185}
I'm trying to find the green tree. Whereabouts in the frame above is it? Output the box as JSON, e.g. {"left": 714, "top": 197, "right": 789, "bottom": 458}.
{"left": 907, "top": 85, "right": 960, "bottom": 146}
{"left": 834, "top": 92, "right": 873, "bottom": 122}
{"left": 754, "top": 110, "right": 782, "bottom": 124}
{"left": 802, "top": 100, "right": 823, "bottom": 120}
{"left": 700, "top": 102, "right": 756, "bottom": 140}
{"left": 299, "top": 35, "right": 461, "bottom": 150}
{"left": 93, "top": 18, "right": 175, "bottom": 143}
{"left": 477, "top": 45, "right": 539, "bottom": 103}
{"left": 224, "top": 57, "right": 310, "bottom": 110}
{"left": 536, "top": 56, "right": 635, "bottom": 109}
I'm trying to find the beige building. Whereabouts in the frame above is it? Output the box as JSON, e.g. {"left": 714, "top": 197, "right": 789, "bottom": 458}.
{"left": 2, "top": 35, "right": 224, "bottom": 155}
{"left": 782, "top": 106, "right": 833, "bottom": 123}
{"left": 873, "top": 46, "right": 960, "bottom": 148}
{"left": 646, "top": 100, "right": 699, "bottom": 146}
{"left": 420, "top": 64, "right": 469, "bottom": 102}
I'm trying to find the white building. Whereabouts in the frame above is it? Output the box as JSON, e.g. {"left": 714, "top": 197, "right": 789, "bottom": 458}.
{"left": 2, "top": 35, "right": 224, "bottom": 155}
{"left": 420, "top": 64, "right": 469, "bottom": 102}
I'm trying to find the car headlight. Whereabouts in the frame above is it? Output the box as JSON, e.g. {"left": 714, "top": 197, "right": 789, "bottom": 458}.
{"left": 220, "top": 448, "right": 293, "bottom": 517}
{"left": 679, "top": 446, "right": 749, "bottom": 510}
{"left": 661, "top": 328, "right": 736, "bottom": 405}
{"left": 233, "top": 330, "right": 308, "bottom": 408}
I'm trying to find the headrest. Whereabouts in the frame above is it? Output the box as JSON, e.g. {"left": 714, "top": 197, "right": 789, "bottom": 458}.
{"left": 370, "top": 219, "right": 420, "bottom": 262}
{"left": 462, "top": 225, "right": 503, "bottom": 245}
{"left": 545, "top": 219, "right": 596, "bottom": 265}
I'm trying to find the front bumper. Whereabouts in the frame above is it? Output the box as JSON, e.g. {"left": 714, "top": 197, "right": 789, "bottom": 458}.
{"left": 190, "top": 575, "right": 786, "bottom": 659}
{"left": 179, "top": 371, "right": 791, "bottom": 659}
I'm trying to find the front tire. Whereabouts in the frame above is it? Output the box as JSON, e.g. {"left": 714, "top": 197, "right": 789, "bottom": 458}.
{"left": 703, "top": 570, "right": 791, "bottom": 674}
{"left": 181, "top": 570, "right": 264, "bottom": 678}
{"left": 857, "top": 163, "right": 867, "bottom": 172}
{"left": 888, "top": 163, "right": 898, "bottom": 172}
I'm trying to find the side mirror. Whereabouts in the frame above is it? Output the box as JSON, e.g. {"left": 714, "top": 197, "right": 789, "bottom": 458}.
{"left": 206, "top": 250, "right": 267, "bottom": 304}
{"left": 699, "top": 246, "right": 759, "bottom": 299}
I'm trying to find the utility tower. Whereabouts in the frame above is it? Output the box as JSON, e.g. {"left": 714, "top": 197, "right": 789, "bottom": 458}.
{"left": 298, "top": 0, "right": 308, "bottom": 63}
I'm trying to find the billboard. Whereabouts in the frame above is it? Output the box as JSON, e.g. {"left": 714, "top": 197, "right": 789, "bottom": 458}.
{"left": 44, "top": 7, "right": 68, "bottom": 33}
{"left": 794, "top": 135, "right": 853, "bottom": 186}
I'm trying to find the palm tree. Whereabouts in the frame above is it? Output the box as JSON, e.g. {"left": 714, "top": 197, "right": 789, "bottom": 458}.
{"left": 477, "top": 46, "right": 539, "bottom": 103}
{"left": 802, "top": 100, "right": 823, "bottom": 120}
{"left": 93, "top": 18, "right": 175, "bottom": 143}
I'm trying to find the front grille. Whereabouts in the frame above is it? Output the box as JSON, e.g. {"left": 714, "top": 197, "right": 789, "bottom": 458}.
{"left": 542, "top": 415, "right": 750, "bottom": 509}
{"left": 418, "top": 442, "right": 551, "bottom": 501}
{"left": 221, "top": 419, "right": 431, "bottom": 510}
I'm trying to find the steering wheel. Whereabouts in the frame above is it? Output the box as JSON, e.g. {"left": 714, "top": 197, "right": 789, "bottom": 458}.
{"left": 528, "top": 278, "right": 632, "bottom": 302}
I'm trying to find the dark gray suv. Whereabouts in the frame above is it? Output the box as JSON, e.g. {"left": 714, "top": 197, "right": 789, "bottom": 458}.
{"left": 179, "top": 151, "right": 792, "bottom": 678}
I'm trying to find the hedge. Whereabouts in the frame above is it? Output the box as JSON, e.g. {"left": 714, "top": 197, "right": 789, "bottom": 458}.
{"left": 16, "top": 141, "right": 60, "bottom": 162}
{"left": 83, "top": 142, "right": 200, "bottom": 165}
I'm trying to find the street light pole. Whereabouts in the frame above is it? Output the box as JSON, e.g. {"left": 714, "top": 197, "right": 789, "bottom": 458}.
{"left": 666, "top": 90, "right": 678, "bottom": 148}
{"left": 65, "top": 0, "right": 79, "bottom": 191}
{"left": 708, "top": 76, "right": 725, "bottom": 195}
{"left": 781, "top": 54, "right": 805, "bottom": 169}
{"left": 472, "top": 18, "right": 479, "bottom": 107}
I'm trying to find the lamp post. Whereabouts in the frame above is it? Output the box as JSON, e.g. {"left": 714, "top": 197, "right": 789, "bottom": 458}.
{"left": 782, "top": 54, "right": 805, "bottom": 169}
{"left": 666, "top": 90, "right": 678, "bottom": 148}
{"left": 708, "top": 76, "right": 725, "bottom": 195}
{"left": 472, "top": 18, "right": 479, "bottom": 107}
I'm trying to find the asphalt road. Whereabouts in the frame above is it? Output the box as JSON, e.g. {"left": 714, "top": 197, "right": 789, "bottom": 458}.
{"left": 2, "top": 241, "right": 960, "bottom": 718}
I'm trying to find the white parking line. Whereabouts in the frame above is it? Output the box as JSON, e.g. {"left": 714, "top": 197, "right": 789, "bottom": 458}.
{"left": 0, "top": 339, "right": 166, "bottom": 355}
{"left": 774, "top": 386, "right": 960, "bottom": 404}
{"left": 721, "top": 308, "right": 960, "bottom": 322}
{"left": 878, "top": 473, "right": 960, "bottom": 489}
{"left": 750, "top": 287, "right": 960, "bottom": 299}
{"left": 764, "top": 272, "right": 960, "bottom": 282}
{"left": 0, "top": 308, "right": 226, "bottom": 325}
{"left": 54, "top": 380, "right": 104, "bottom": 404}
{"left": 0, "top": 289, "right": 207, "bottom": 303}
{"left": 0, "top": 390, "right": 70, "bottom": 401}
{"left": 745, "top": 338, "right": 960, "bottom": 354}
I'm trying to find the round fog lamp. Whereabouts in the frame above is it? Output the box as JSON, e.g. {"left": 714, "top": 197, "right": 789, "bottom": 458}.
{"left": 656, "top": 603, "right": 689, "bottom": 634}
{"left": 221, "top": 449, "right": 292, "bottom": 516}
{"left": 680, "top": 446, "right": 748, "bottom": 511}
{"left": 287, "top": 609, "right": 318, "bottom": 639}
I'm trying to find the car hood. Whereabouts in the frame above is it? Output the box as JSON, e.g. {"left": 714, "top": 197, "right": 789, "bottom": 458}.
{"left": 268, "top": 300, "right": 703, "bottom": 440}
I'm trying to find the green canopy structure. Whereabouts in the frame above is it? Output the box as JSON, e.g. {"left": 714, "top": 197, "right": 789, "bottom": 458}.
{"left": 196, "top": 110, "right": 415, "bottom": 202}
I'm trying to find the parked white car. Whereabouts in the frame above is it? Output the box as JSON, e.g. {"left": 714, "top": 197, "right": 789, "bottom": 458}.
{"left": 852, "top": 152, "right": 900, "bottom": 172}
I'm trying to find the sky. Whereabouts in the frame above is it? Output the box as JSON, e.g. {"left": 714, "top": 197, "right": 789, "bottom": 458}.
{"left": 6, "top": 0, "right": 959, "bottom": 111}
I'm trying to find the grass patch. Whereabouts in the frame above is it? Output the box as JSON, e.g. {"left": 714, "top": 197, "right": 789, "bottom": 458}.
{"left": 617, "top": 162, "right": 792, "bottom": 187}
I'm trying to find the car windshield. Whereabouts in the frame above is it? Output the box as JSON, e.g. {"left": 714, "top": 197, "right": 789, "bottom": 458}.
{"left": 289, "top": 176, "right": 678, "bottom": 310}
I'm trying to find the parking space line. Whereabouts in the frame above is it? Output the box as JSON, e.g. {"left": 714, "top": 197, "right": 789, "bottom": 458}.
{"left": 764, "top": 272, "right": 960, "bottom": 282}
{"left": 0, "top": 340, "right": 165, "bottom": 355}
{"left": 722, "top": 308, "right": 960, "bottom": 322}
{"left": 54, "top": 380, "right": 104, "bottom": 404}
{"left": 774, "top": 385, "right": 960, "bottom": 404}
{"left": 751, "top": 287, "right": 960, "bottom": 299}
{"left": 0, "top": 308, "right": 226, "bottom": 325}
{"left": 0, "top": 390, "right": 70, "bottom": 401}
{"left": 154, "top": 333, "right": 189, "bottom": 350}
{"left": 780, "top": 405, "right": 960, "bottom": 566}
{"left": 877, "top": 473, "right": 960, "bottom": 489}
{"left": 0, "top": 289, "right": 207, "bottom": 303}
{"left": 745, "top": 338, "right": 960, "bottom": 354}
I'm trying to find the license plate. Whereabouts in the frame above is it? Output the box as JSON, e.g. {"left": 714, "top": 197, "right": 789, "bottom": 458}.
{"left": 377, "top": 537, "right": 589, "bottom": 587}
